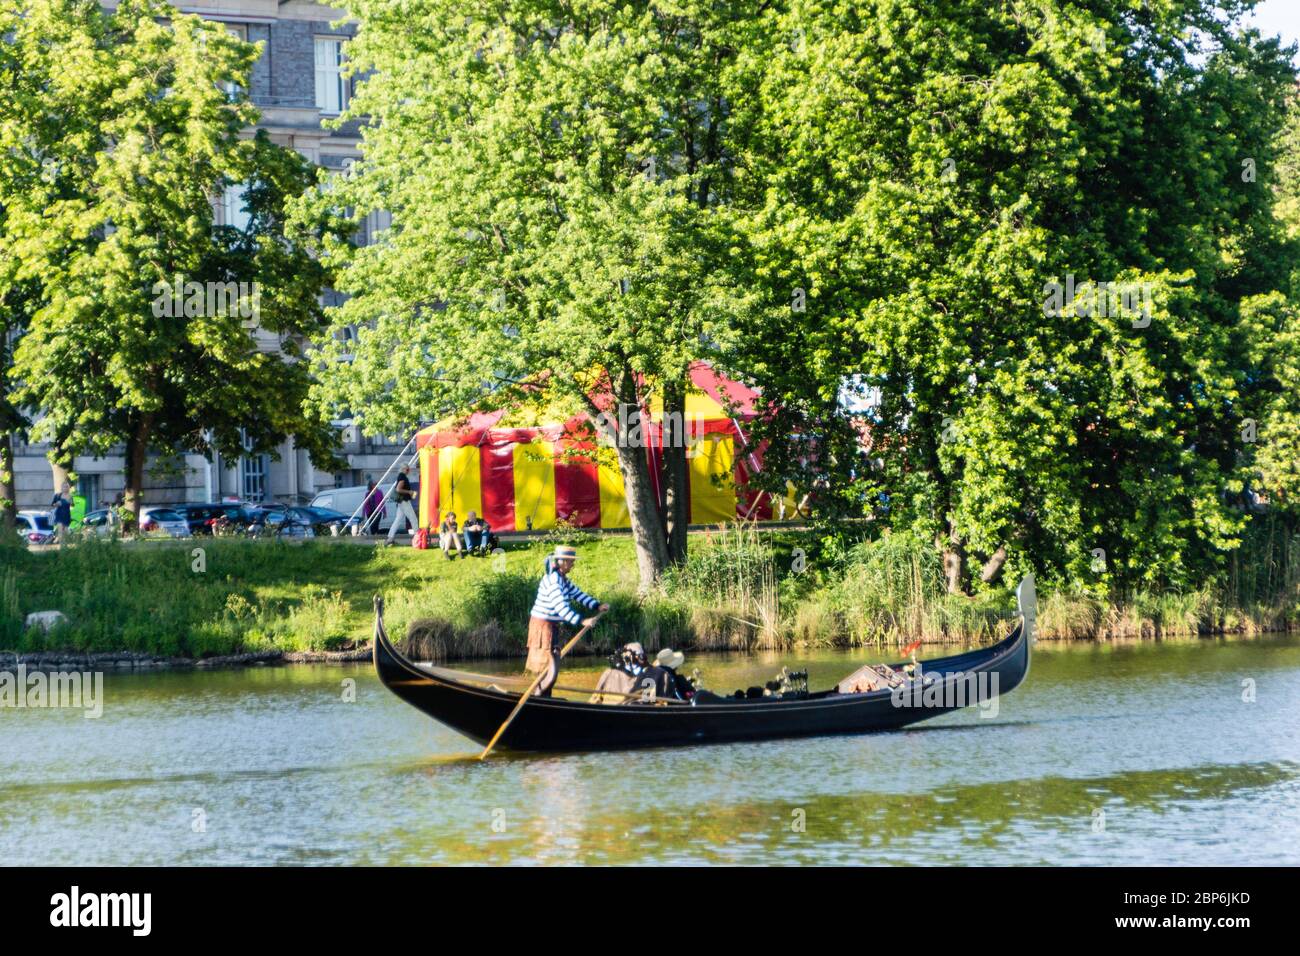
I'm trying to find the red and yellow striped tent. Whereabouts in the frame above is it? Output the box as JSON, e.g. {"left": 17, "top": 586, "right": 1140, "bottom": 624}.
{"left": 416, "top": 363, "right": 795, "bottom": 531}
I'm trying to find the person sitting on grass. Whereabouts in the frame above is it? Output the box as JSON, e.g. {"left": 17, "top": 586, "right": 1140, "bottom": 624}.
{"left": 462, "top": 511, "right": 491, "bottom": 556}
{"left": 438, "top": 511, "right": 463, "bottom": 558}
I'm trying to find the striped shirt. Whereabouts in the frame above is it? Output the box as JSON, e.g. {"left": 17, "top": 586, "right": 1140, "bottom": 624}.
{"left": 530, "top": 561, "right": 600, "bottom": 626}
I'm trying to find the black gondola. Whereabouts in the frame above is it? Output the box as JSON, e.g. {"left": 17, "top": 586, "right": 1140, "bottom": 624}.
{"left": 373, "top": 576, "right": 1036, "bottom": 753}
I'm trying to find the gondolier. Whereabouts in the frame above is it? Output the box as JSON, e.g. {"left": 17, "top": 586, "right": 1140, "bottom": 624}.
{"left": 526, "top": 545, "right": 609, "bottom": 697}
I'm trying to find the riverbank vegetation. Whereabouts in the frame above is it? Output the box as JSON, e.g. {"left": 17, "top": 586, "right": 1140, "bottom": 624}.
{"left": 296, "top": 0, "right": 1300, "bottom": 605}
{"left": 4, "top": 520, "right": 1296, "bottom": 662}
{"left": 4, "top": 0, "right": 1300, "bottom": 634}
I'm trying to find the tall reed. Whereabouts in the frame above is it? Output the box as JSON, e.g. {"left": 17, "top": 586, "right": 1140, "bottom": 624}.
{"left": 661, "top": 522, "right": 784, "bottom": 649}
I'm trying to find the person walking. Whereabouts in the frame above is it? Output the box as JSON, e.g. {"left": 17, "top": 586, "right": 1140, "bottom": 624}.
{"left": 50, "top": 481, "right": 73, "bottom": 544}
{"left": 525, "top": 545, "right": 608, "bottom": 697}
{"left": 361, "top": 477, "right": 386, "bottom": 535}
{"left": 386, "top": 465, "right": 418, "bottom": 545}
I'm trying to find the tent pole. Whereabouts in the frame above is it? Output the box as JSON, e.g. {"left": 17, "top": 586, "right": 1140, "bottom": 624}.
{"left": 731, "top": 416, "right": 773, "bottom": 522}
{"left": 345, "top": 431, "right": 419, "bottom": 535}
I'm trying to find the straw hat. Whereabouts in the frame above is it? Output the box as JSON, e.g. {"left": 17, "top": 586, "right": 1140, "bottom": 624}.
{"left": 655, "top": 648, "right": 685, "bottom": 670}
{"left": 551, "top": 545, "right": 579, "bottom": 562}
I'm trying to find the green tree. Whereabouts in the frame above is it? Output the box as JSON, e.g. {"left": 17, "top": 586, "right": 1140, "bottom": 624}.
{"left": 0, "top": 295, "right": 28, "bottom": 530}
{"left": 1, "top": 0, "right": 343, "bottom": 520}
{"left": 299, "top": 0, "right": 764, "bottom": 587}
{"left": 1241, "top": 293, "right": 1300, "bottom": 516}
{"left": 732, "top": 0, "right": 1298, "bottom": 593}
{"left": 1241, "top": 86, "right": 1300, "bottom": 518}
{"left": 0, "top": 263, "right": 35, "bottom": 529}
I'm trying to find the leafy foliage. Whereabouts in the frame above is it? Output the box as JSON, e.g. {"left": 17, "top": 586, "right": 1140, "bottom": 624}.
{"left": 0, "top": 0, "right": 346, "bottom": 511}
{"left": 294, "top": 0, "right": 771, "bottom": 585}
{"left": 732, "top": 0, "right": 1300, "bottom": 592}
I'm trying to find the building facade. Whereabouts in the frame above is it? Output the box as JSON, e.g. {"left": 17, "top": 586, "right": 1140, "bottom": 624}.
{"left": 13, "top": 1, "right": 405, "bottom": 511}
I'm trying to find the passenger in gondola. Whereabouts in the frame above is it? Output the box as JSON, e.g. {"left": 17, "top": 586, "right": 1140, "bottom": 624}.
{"left": 526, "top": 545, "right": 609, "bottom": 697}
{"left": 660, "top": 648, "right": 696, "bottom": 701}
{"left": 631, "top": 648, "right": 694, "bottom": 702}
{"left": 590, "top": 642, "right": 647, "bottom": 704}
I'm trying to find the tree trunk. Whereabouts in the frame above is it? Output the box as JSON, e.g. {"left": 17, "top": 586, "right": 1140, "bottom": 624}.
{"left": 48, "top": 453, "right": 71, "bottom": 499}
{"left": 0, "top": 430, "right": 14, "bottom": 530}
{"left": 613, "top": 403, "right": 671, "bottom": 591}
{"left": 660, "top": 381, "right": 689, "bottom": 567}
{"left": 980, "top": 544, "right": 1008, "bottom": 584}
{"left": 942, "top": 520, "right": 966, "bottom": 595}
{"left": 123, "top": 416, "right": 154, "bottom": 523}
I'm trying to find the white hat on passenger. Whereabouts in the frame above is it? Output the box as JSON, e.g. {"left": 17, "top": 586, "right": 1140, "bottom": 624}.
{"left": 655, "top": 648, "right": 685, "bottom": 670}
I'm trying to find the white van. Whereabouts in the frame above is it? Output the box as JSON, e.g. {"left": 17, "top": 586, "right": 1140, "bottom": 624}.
{"left": 310, "top": 484, "right": 398, "bottom": 532}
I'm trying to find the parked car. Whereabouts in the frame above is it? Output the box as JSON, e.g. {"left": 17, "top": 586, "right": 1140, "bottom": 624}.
{"left": 15, "top": 510, "right": 56, "bottom": 545}
{"left": 174, "top": 502, "right": 259, "bottom": 536}
{"left": 244, "top": 505, "right": 315, "bottom": 539}
{"left": 309, "top": 485, "right": 398, "bottom": 532}
{"left": 286, "top": 505, "right": 353, "bottom": 536}
{"left": 75, "top": 509, "right": 115, "bottom": 537}
{"left": 138, "top": 507, "right": 193, "bottom": 538}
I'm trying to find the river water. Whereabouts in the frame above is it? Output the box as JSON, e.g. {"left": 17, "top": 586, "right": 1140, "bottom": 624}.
{"left": 2, "top": 635, "right": 1298, "bottom": 865}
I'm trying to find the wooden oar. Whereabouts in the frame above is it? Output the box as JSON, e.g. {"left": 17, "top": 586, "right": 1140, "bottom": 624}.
{"left": 478, "top": 612, "right": 605, "bottom": 760}
{"left": 448, "top": 676, "right": 689, "bottom": 704}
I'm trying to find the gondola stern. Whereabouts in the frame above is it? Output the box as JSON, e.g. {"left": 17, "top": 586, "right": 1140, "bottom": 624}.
{"left": 372, "top": 593, "right": 389, "bottom": 675}
{"left": 1016, "top": 574, "right": 1036, "bottom": 683}
{"left": 371, "top": 595, "right": 515, "bottom": 749}
{"left": 372, "top": 593, "right": 415, "bottom": 686}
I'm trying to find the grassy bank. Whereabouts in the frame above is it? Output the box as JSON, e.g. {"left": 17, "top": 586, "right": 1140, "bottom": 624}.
{"left": 3, "top": 522, "right": 1297, "bottom": 661}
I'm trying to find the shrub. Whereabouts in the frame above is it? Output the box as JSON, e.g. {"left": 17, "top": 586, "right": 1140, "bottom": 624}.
{"left": 0, "top": 567, "right": 21, "bottom": 648}
{"left": 820, "top": 532, "right": 1009, "bottom": 642}
{"left": 1037, "top": 589, "right": 1102, "bottom": 639}
{"left": 403, "top": 617, "right": 456, "bottom": 661}
{"left": 272, "top": 588, "right": 354, "bottom": 651}
{"left": 460, "top": 571, "right": 536, "bottom": 642}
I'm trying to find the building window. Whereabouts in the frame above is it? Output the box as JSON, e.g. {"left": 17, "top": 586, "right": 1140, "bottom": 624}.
{"left": 223, "top": 24, "right": 248, "bottom": 99}
{"left": 363, "top": 209, "right": 391, "bottom": 245}
{"left": 314, "top": 37, "right": 349, "bottom": 115}
{"left": 222, "top": 182, "right": 250, "bottom": 231}
{"left": 239, "top": 429, "right": 268, "bottom": 502}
